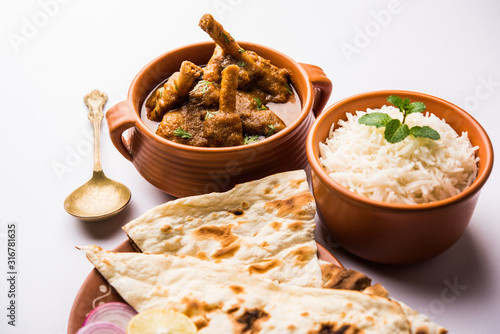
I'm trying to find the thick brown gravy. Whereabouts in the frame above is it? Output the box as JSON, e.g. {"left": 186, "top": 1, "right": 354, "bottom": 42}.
{"left": 141, "top": 79, "right": 301, "bottom": 144}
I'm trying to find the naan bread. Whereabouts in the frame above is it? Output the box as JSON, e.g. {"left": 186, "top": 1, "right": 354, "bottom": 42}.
{"left": 87, "top": 170, "right": 446, "bottom": 334}
{"left": 123, "top": 170, "right": 324, "bottom": 287}
{"left": 80, "top": 245, "right": 412, "bottom": 334}
{"left": 363, "top": 284, "right": 448, "bottom": 334}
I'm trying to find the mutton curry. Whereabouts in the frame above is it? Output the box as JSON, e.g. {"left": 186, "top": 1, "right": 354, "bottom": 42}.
{"left": 142, "top": 14, "right": 300, "bottom": 147}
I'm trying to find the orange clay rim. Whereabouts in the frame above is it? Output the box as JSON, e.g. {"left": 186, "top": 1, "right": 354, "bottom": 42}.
{"left": 127, "top": 41, "right": 313, "bottom": 153}
{"left": 306, "top": 89, "right": 494, "bottom": 212}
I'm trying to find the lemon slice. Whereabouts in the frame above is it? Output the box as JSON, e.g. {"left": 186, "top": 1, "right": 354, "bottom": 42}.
{"left": 126, "top": 309, "right": 197, "bottom": 334}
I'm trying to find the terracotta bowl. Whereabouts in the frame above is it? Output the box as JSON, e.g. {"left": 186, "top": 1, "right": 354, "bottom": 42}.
{"left": 307, "top": 90, "right": 494, "bottom": 264}
{"left": 106, "top": 41, "right": 332, "bottom": 197}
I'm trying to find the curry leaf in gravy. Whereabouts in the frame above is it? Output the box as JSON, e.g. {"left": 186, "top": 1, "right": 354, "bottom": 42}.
{"left": 205, "top": 110, "right": 219, "bottom": 120}
{"left": 238, "top": 48, "right": 245, "bottom": 53}
{"left": 265, "top": 124, "right": 276, "bottom": 137}
{"left": 285, "top": 82, "right": 293, "bottom": 95}
{"left": 238, "top": 61, "right": 246, "bottom": 67}
{"left": 195, "top": 80, "right": 214, "bottom": 94}
{"left": 157, "top": 87, "right": 165, "bottom": 97}
{"left": 254, "top": 98, "right": 268, "bottom": 110}
{"left": 173, "top": 128, "right": 192, "bottom": 139}
{"left": 221, "top": 32, "right": 231, "bottom": 44}
{"left": 244, "top": 135, "right": 260, "bottom": 145}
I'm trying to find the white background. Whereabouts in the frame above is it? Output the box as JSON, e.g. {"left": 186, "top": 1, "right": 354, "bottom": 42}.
{"left": 1, "top": 0, "right": 499, "bottom": 333}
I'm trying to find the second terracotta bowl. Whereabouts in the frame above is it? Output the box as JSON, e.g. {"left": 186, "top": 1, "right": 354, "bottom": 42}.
{"left": 307, "top": 90, "right": 494, "bottom": 264}
{"left": 107, "top": 41, "right": 332, "bottom": 197}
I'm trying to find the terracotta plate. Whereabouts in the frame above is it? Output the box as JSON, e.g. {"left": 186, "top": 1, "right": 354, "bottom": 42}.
{"left": 67, "top": 240, "right": 341, "bottom": 334}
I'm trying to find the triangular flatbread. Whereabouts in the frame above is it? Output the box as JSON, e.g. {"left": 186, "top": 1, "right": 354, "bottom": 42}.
{"left": 83, "top": 170, "right": 446, "bottom": 334}
{"left": 80, "top": 245, "right": 412, "bottom": 334}
{"left": 123, "top": 170, "right": 324, "bottom": 287}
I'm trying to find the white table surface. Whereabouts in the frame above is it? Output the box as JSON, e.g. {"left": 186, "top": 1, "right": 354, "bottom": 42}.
{"left": 1, "top": 0, "right": 499, "bottom": 332}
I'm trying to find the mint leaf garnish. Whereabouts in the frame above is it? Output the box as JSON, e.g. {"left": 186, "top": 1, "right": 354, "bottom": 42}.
{"left": 358, "top": 95, "right": 440, "bottom": 143}
{"left": 406, "top": 101, "right": 426, "bottom": 115}
{"left": 386, "top": 95, "right": 404, "bottom": 109}
{"left": 358, "top": 112, "right": 392, "bottom": 128}
{"left": 409, "top": 126, "right": 441, "bottom": 140}
{"left": 384, "top": 120, "right": 409, "bottom": 143}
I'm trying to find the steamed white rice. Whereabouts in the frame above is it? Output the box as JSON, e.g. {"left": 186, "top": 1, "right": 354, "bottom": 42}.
{"left": 319, "top": 105, "right": 479, "bottom": 204}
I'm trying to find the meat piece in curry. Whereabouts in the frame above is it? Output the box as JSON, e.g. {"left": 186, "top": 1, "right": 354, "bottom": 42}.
{"left": 146, "top": 14, "right": 297, "bottom": 147}
{"left": 203, "top": 65, "right": 244, "bottom": 147}
{"left": 199, "top": 13, "right": 291, "bottom": 102}
{"left": 147, "top": 61, "right": 203, "bottom": 122}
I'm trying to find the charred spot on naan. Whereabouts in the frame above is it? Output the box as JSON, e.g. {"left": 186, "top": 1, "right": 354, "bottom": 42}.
{"left": 229, "top": 285, "right": 245, "bottom": 294}
{"left": 362, "top": 282, "right": 389, "bottom": 298}
{"left": 321, "top": 263, "right": 372, "bottom": 291}
{"left": 287, "top": 246, "right": 316, "bottom": 264}
{"left": 234, "top": 308, "right": 270, "bottom": 334}
{"left": 307, "top": 323, "right": 361, "bottom": 334}
{"left": 264, "top": 193, "right": 315, "bottom": 220}
{"left": 212, "top": 240, "right": 241, "bottom": 259}
{"left": 269, "top": 221, "right": 282, "bottom": 231}
{"left": 248, "top": 258, "right": 283, "bottom": 274}
{"left": 160, "top": 223, "right": 184, "bottom": 235}
{"left": 229, "top": 208, "right": 245, "bottom": 216}
{"left": 259, "top": 241, "right": 269, "bottom": 248}
{"left": 287, "top": 221, "right": 304, "bottom": 232}
{"left": 181, "top": 297, "right": 210, "bottom": 316}
{"left": 192, "top": 224, "right": 239, "bottom": 247}
{"left": 160, "top": 224, "right": 173, "bottom": 233}
{"left": 192, "top": 224, "right": 242, "bottom": 258}
{"left": 227, "top": 201, "right": 251, "bottom": 216}
{"left": 263, "top": 178, "right": 280, "bottom": 194}
{"left": 415, "top": 327, "right": 429, "bottom": 334}
{"left": 415, "top": 325, "right": 448, "bottom": 334}
{"left": 196, "top": 250, "right": 210, "bottom": 260}
{"left": 102, "top": 258, "right": 112, "bottom": 266}
{"left": 288, "top": 177, "right": 306, "bottom": 189}
{"left": 227, "top": 306, "right": 240, "bottom": 314}
{"left": 193, "top": 317, "right": 209, "bottom": 331}
{"left": 180, "top": 296, "right": 218, "bottom": 330}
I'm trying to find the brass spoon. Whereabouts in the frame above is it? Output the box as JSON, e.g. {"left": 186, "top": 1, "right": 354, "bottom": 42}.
{"left": 64, "top": 90, "right": 131, "bottom": 221}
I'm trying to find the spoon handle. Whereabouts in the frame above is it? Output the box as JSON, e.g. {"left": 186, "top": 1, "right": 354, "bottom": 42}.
{"left": 84, "top": 90, "right": 108, "bottom": 173}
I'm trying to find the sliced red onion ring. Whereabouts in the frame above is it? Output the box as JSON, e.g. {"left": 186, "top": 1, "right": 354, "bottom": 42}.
{"left": 76, "top": 321, "right": 125, "bottom": 334}
{"left": 83, "top": 302, "right": 137, "bottom": 330}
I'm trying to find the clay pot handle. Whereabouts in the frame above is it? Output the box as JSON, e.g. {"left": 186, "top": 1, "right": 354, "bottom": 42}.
{"left": 106, "top": 100, "right": 137, "bottom": 162}
{"left": 300, "top": 63, "right": 332, "bottom": 117}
